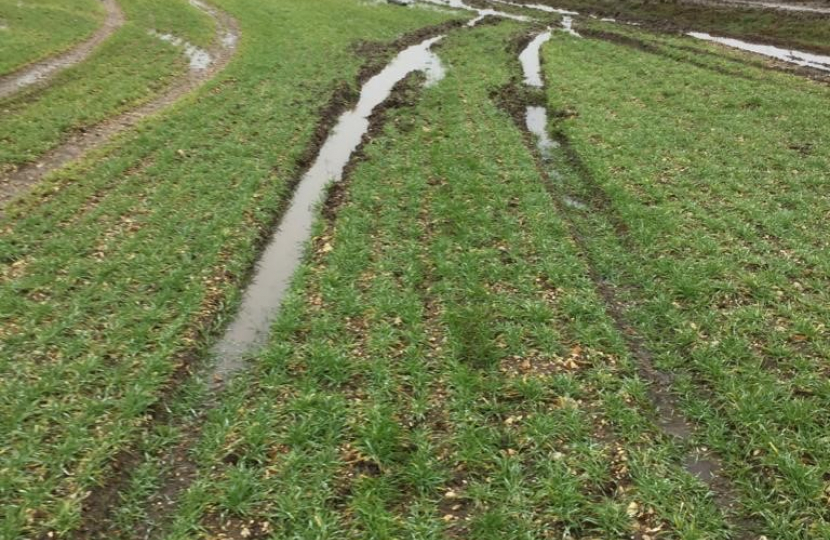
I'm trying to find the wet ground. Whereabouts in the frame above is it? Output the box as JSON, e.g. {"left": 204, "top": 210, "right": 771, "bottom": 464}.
{"left": 211, "top": 36, "right": 446, "bottom": 380}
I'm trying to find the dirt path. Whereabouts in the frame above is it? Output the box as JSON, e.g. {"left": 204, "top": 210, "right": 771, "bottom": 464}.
{"left": 0, "top": 0, "right": 239, "bottom": 218}
{"left": 0, "top": 0, "right": 125, "bottom": 100}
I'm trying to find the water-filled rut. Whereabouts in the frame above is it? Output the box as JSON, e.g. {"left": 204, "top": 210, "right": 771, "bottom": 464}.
{"left": 0, "top": 0, "right": 125, "bottom": 99}
{"left": 0, "top": 0, "right": 239, "bottom": 216}
{"left": 211, "top": 36, "right": 446, "bottom": 381}
{"left": 516, "top": 28, "right": 753, "bottom": 532}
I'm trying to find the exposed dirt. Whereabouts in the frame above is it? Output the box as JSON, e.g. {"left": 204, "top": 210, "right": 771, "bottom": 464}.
{"left": 0, "top": 0, "right": 125, "bottom": 100}
{"left": 69, "top": 25, "right": 452, "bottom": 540}
{"left": 0, "top": 0, "right": 240, "bottom": 220}
{"left": 352, "top": 18, "right": 465, "bottom": 84}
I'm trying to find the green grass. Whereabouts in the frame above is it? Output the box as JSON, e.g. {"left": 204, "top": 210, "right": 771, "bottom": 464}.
{"left": 540, "top": 25, "right": 830, "bottom": 538}
{"left": 150, "top": 22, "right": 737, "bottom": 540}
{"left": 3, "top": 1, "right": 830, "bottom": 538}
{"left": 0, "top": 0, "right": 104, "bottom": 75}
{"left": 0, "top": 0, "right": 456, "bottom": 536}
{"left": 0, "top": 0, "right": 216, "bottom": 171}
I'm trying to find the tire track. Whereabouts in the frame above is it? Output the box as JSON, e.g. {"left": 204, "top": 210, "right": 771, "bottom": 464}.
{"left": 0, "top": 0, "right": 125, "bottom": 99}
{"left": 0, "top": 0, "right": 239, "bottom": 218}
{"left": 493, "top": 29, "right": 761, "bottom": 538}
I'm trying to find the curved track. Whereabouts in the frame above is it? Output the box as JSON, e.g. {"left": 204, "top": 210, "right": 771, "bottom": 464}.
{"left": 0, "top": 0, "right": 240, "bottom": 216}
{"left": 0, "top": 0, "right": 125, "bottom": 100}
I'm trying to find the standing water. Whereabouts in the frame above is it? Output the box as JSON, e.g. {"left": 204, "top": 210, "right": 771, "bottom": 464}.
{"left": 519, "top": 31, "right": 559, "bottom": 161}
{"left": 211, "top": 37, "right": 446, "bottom": 380}
{"left": 421, "top": 0, "right": 530, "bottom": 23}
{"left": 519, "top": 29, "right": 552, "bottom": 87}
{"left": 688, "top": 32, "right": 830, "bottom": 72}
{"left": 525, "top": 106, "right": 558, "bottom": 160}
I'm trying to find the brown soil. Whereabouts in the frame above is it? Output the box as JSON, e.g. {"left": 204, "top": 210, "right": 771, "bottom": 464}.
{"left": 0, "top": 0, "right": 240, "bottom": 219}
{"left": 0, "top": 0, "right": 125, "bottom": 99}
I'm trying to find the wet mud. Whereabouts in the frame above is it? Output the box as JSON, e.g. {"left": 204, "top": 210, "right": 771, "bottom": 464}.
{"left": 71, "top": 25, "right": 453, "bottom": 539}
{"left": 422, "top": 0, "right": 530, "bottom": 23}
{"left": 0, "top": 0, "right": 239, "bottom": 219}
{"left": 0, "top": 0, "right": 125, "bottom": 100}
{"left": 689, "top": 31, "right": 830, "bottom": 72}
{"left": 149, "top": 30, "right": 213, "bottom": 71}
{"left": 505, "top": 29, "right": 757, "bottom": 535}
{"left": 210, "top": 36, "right": 445, "bottom": 381}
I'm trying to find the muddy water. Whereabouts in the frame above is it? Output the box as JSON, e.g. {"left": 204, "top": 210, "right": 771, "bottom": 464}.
{"left": 524, "top": 106, "right": 558, "bottom": 160}
{"left": 491, "top": 0, "right": 579, "bottom": 15}
{"left": 210, "top": 37, "right": 446, "bottom": 380}
{"left": 150, "top": 31, "right": 213, "bottom": 71}
{"left": 0, "top": 0, "right": 124, "bottom": 99}
{"left": 519, "top": 30, "right": 552, "bottom": 86}
{"left": 421, "top": 0, "right": 530, "bottom": 23}
{"left": 560, "top": 16, "right": 581, "bottom": 37}
{"left": 688, "top": 31, "right": 830, "bottom": 72}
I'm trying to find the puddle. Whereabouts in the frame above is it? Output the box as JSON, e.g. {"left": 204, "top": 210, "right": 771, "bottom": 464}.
{"left": 560, "top": 16, "right": 581, "bottom": 37}
{"left": 732, "top": 0, "right": 830, "bottom": 13}
{"left": 562, "top": 195, "right": 588, "bottom": 210}
{"left": 0, "top": 0, "right": 124, "bottom": 99}
{"left": 421, "top": 0, "right": 530, "bottom": 23}
{"left": 222, "top": 31, "right": 238, "bottom": 48}
{"left": 525, "top": 106, "right": 558, "bottom": 159}
{"left": 688, "top": 32, "right": 830, "bottom": 72}
{"left": 0, "top": 0, "right": 238, "bottom": 215}
{"left": 150, "top": 31, "right": 214, "bottom": 71}
{"left": 519, "top": 29, "right": 552, "bottom": 86}
{"left": 491, "top": 0, "right": 579, "bottom": 15}
{"left": 210, "top": 36, "right": 446, "bottom": 380}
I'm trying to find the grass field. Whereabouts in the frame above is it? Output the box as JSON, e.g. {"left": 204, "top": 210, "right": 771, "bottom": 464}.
{"left": 1, "top": 0, "right": 829, "bottom": 538}
{"left": 0, "top": 0, "right": 106, "bottom": 75}
{"left": 0, "top": 1, "right": 455, "bottom": 536}
{"left": 0, "top": 0, "right": 216, "bottom": 172}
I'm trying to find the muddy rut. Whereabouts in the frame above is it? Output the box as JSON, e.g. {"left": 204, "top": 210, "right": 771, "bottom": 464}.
{"left": 0, "top": 0, "right": 239, "bottom": 217}
{"left": 0, "top": 0, "right": 125, "bottom": 100}
{"left": 71, "top": 24, "right": 458, "bottom": 539}
{"left": 507, "top": 29, "right": 759, "bottom": 537}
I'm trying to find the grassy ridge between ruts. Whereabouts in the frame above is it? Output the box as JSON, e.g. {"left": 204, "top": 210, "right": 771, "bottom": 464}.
{"left": 152, "top": 22, "right": 739, "bottom": 539}
{"left": 541, "top": 25, "right": 830, "bottom": 539}
{"left": 0, "top": 0, "right": 216, "bottom": 171}
{"left": 0, "top": 0, "right": 456, "bottom": 536}
{"left": 0, "top": 0, "right": 104, "bottom": 75}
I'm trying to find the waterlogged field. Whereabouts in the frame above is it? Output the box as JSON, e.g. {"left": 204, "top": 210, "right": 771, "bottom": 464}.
{"left": 1, "top": 0, "right": 829, "bottom": 538}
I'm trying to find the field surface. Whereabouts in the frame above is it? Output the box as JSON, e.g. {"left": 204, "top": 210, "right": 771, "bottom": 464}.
{"left": 1, "top": 0, "right": 829, "bottom": 539}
